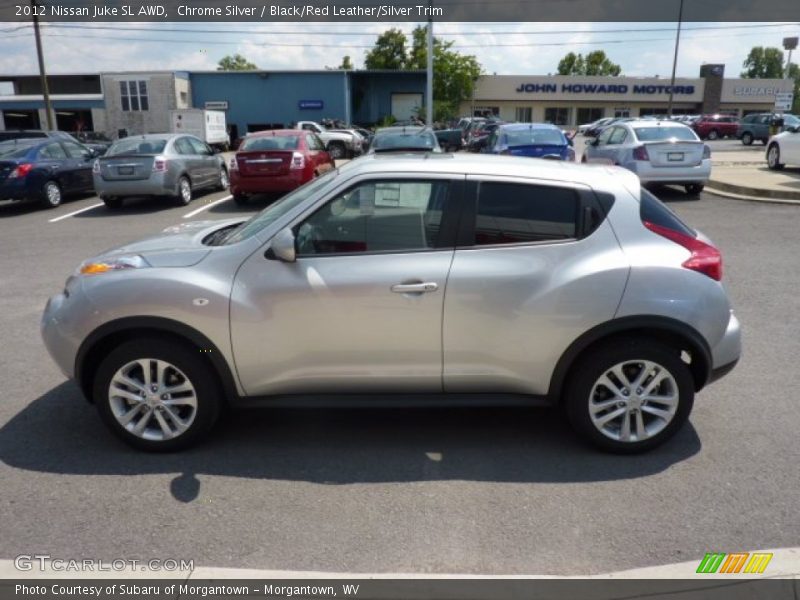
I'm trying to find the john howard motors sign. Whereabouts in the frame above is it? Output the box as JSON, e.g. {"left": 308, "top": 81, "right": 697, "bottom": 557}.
{"left": 515, "top": 82, "right": 696, "bottom": 95}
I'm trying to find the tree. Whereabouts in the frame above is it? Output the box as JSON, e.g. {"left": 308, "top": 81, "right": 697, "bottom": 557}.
{"left": 339, "top": 55, "right": 354, "bottom": 70}
{"left": 364, "top": 28, "right": 407, "bottom": 70}
{"left": 376, "top": 25, "right": 482, "bottom": 121}
{"left": 741, "top": 47, "right": 785, "bottom": 78}
{"left": 557, "top": 50, "right": 621, "bottom": 76}
{"left": 217, "top": 54, "right": 257, "bottom": 71}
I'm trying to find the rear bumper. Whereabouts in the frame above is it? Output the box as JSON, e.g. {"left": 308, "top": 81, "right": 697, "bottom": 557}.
{"left": 627, "top": 159, "right": 712, "bottom": 185}
{"left": 230, "top": 171, "right": 308, "bottom": 194}
{"left": 0, "top": 179, "right": 31, "bottom": 201}
{"left": 708, "top": 311, "right": 741, "bottom": 383}
{"left": 93, "top": 173, "right": 174, "bottom": 198}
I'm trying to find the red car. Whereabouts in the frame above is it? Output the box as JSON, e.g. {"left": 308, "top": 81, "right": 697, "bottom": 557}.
{"left": 229, "top": 129, "right": 334, "bottom": 204}
{"left": 692, "top": 114, "right": 739, "bottom": 140}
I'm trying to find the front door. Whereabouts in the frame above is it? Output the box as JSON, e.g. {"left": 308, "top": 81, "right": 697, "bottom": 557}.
{"left": 230, "top": 176, "right": 461, "bottom": 396}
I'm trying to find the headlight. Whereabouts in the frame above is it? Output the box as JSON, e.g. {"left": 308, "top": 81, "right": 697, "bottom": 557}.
{"left": 78, "top": 254, "right": 150, "bottom": 275}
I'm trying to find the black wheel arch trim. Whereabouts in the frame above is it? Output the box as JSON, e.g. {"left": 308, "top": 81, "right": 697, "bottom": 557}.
{"left": 75, "top": 316, "right": 240, "bottom": 403}
{"left": 548, "top": 315, "right": 713, "bottom": 401}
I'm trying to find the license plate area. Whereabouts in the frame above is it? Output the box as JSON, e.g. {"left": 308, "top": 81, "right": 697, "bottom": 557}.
{"left": 667, "top": 152, "right": 684, "bottom": 162}
{"left": 118, "top": 166, "right": 134, "bottom": 175}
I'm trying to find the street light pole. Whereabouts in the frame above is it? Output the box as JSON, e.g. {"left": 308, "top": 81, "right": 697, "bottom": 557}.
{"left": 666, "top": 0, "right": 684, "bottom": 117}
{"left": 426, "top": 0, "right": 433, "bottom": 126}
{"left": 31, "top": 0, "right": 54, "bottom": 130}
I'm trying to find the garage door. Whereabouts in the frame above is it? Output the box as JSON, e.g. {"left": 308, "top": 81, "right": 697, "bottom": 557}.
{"left": 391, "top": 93, "right": 423, "bottom": 121}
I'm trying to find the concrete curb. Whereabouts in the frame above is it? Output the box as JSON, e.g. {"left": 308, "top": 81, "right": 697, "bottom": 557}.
{"left": 705, "top": 184, "right": 800, "bottom": 205}
{"left": 2, "top": 548, "right": 798, "bottom": 580}
{"left": 706, "top": 178, "right": 800, "bottom": 203}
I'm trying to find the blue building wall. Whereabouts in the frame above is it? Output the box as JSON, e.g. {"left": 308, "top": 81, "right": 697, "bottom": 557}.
{"left": 350, "top": 72, "right": 426, "bottom": 124}
{"left": 189, "top": 71, "right": 348, "bottom": 136}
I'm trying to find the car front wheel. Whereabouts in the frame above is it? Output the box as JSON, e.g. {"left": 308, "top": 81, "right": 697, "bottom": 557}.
{"left": 767, "top": 144, "right": 784, "bottom": 170}
{"left": 93, "top": 338, "right": 222, "bottom": 451}
{"left": 565, "top": 339, "right": 694, "bottom": 453}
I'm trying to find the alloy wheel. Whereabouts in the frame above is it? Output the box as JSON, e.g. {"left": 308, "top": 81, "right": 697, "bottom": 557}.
{"left": 588, "top": 360, "right": 679, "bottom": 443}
{"left": 108, "top": 358, "right": 198, "bottom": 441}
{"left": 43, "top": 181, "right": 62, "bottom": 207}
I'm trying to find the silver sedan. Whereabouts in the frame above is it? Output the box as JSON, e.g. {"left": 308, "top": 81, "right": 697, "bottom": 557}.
{"left": 93, "top": 133, "right": 228, "bottom": 209}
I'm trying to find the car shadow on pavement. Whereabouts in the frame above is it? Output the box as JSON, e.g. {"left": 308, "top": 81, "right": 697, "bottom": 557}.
{"left": 0, "top": 193, "right": 96, "bottom": 218}
{"left": 0, "top": 382, "right": 701, "bottom": 502}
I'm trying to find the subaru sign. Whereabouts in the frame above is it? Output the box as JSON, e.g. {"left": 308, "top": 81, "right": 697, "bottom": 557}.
{"left": 299, "top": 100, "right": 324, "bottom": 110}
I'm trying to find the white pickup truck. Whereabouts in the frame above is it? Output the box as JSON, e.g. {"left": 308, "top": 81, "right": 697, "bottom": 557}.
{"left": 293, "top": 121, "right": 363, "bottom": 159}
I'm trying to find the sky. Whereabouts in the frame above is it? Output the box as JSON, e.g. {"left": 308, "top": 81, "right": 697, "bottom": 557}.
{"left": 0, "top": 21, "right": 797, "bottom": 78}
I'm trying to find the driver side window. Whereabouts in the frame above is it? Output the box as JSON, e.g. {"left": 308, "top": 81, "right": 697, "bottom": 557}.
{"left": 294, "top": 180, "right": 450, "bottom": 256}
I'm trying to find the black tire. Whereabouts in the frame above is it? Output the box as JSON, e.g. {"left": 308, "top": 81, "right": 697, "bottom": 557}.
{"left": 93, "top": 337, "right": 222, "bottom": 452}
{"left": 685, "top": 183, "right": 704, "bottom": 196}
{"left": 706, "top": 129, "right": 719, "bottom": 141}
{"left": 767, "top": 143, "right": 785, "bottom": 171}
{"left": 174, "top": 176, "right": 192, "bottom": 206}
{"left": 233, "top": 193, "right": 249, "bottom": 206}
{"left": 564, "top": 339, "right": 695, "bottom": 454}
{"left": 327, "top": 142, "right": 346, "bottom": 160}
{"left": 40, "top": 180, "right": 62, "bottom": 208}
{"left": 217, "top": 168, "right": 229, "bottom": 191}
{"left": 741, "top": 132, "right": 753, "bottom": 146}
{"left": 103, "top": 196, "right": 124, "bottom": 209}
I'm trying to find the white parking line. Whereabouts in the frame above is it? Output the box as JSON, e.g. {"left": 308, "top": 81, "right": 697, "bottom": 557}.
{"left": 183, "top": 195, "right": 232, "bottom": 219}
{"left": 48, "top": 202, "right": 105, "bottom": 223}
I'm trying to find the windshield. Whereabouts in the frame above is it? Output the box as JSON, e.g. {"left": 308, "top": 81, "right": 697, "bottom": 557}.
{"left": 503, "top": 129, "right": 565, "bottom": 146}
{"left": 240, "top": 135, "right": 300, "bottom": 151}
{"left": 223, "top": 169, "right": 338, "bottom": 245}
{"left": 633, "top": 127, "right": 698, "bottom": 142}
{"left": 107, "top": 138, "right": 168, "bottom": 156}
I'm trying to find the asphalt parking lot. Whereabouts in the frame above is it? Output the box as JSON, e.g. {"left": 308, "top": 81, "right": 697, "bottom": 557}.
{"left": 0, "top": 182, "right": 798, "bottom": 576}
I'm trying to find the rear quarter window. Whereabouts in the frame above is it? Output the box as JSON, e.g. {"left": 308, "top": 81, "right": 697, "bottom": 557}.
{"left": 640, "top": 188, "right": 695, "bottom": 237}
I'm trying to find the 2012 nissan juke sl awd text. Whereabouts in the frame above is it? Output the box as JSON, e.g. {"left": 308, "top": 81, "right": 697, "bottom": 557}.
{"left": 41, "top": 154, "right": 741, "bottom": 453}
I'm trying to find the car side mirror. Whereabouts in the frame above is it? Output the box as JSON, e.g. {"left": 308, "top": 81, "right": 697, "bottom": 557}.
{"left": 265, "top": 228, "right": 296, "bottom": 263}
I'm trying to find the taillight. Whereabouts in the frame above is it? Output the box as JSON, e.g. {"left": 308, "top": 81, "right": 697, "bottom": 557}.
{"left": 632, "top": 145, "right": 650, "bottom": 161}
{"left": 152, "top": 156, "right": 167, "bottom": 172}
{"left": 644, "top": 221, "right": 722, "bottom": 281}
{"left": 8, "top": 163, "right": 33, "bottom": 179}
{"left": 702, "top": 144, "right": 711, "bottom": 159}
{"left": 290, "top": 152, "right": 305, "bottom": 170}
{"left": 92, "top": 159, "right": 100, "bottom": 174}
{"left": 229, "top": 157, "right": 238, "bottom": 171}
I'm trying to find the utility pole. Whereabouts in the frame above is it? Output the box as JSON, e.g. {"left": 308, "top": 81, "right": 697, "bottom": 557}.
{"left": 666, "top": 0, "right": 684, "bottom": 117}
{"left": 425, "top": 0, "right": 433, "bottom": 126}
{"left": 31, "top": 0, "right": 54, "bottom": 130}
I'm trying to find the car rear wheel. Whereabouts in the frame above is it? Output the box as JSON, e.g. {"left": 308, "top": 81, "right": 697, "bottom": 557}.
{"left": 40, "top": 180, "right": 62, "bottom": 208}
{"left": 93, "top": 338, "right": 222, "bottom": 452}
{"left": 565, "top": 339, "right": 694, "bottom": 453}
{"left": 706, "top": 129, "right": 719, "bottom": 140}
{"left": 175, "top": 176, "right": 192, "bottom": 206}
{"left": 233, "top": 193, "right": 249, "bottom": 206}
{"left": 741, "top": 132, "right": 753, "bottom": 145}
{"left": 327, "top": 142, "right": 346, "bottom": 160}
{"left": 767, "top": 144, "right": 784, "bottom": 170}
{"left": 103, "top": 196, "right": 124, "bottom": 209}
{"left": 217, "top": 168, "right": 229, "bottom": 191}
{"left": 685, "top": 183, "right": 704, "bottom": 196}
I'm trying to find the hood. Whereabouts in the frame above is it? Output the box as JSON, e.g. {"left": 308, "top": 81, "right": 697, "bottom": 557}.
{"left": 94, "top": 218, "right": 245, "bottom": 267}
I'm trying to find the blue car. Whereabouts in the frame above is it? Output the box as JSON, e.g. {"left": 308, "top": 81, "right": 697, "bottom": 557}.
{"left": 0, "top": 137, "right": 97, "bottom": 209}
{"left": 484, "top": 123, "right": 575, "bottom": 161}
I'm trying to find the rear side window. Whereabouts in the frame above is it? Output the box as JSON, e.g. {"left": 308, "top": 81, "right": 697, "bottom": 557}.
{"left": 640, "top": 188, "right": 695, "bottom": 237}
{"left": 474, "top": 182, "right": 578, "bottom": 245}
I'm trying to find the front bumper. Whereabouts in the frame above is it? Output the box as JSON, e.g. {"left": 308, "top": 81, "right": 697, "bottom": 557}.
{"left": 41, "top": 291, "right": 80, "bottom": 379}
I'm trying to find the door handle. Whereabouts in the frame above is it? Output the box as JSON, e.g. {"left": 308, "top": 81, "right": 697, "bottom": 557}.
{"left": 391, "top": 282, "right": 438, "bottom": 294}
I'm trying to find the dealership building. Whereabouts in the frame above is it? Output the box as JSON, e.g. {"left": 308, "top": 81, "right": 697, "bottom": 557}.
{"left": 0, "top": 64, "right": 793, "bottom": 138}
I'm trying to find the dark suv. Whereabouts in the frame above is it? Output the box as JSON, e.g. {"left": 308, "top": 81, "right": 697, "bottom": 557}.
{"left": 737, "top": 113, "right": 800, "bottom": 145}
{"left": 692, "top": 115, "right": 739, "bottom": 140}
